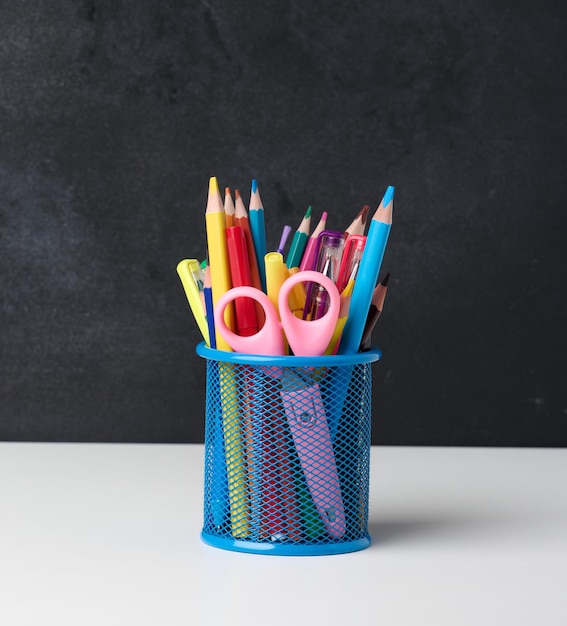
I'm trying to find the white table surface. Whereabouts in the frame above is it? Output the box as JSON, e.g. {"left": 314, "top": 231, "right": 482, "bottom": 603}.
{"left": 1, "top": 443, "right": 565, "bottom": 626}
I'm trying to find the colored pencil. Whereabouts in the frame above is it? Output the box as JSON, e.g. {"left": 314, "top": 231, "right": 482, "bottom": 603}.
{"left": 359, "top": 272, "right": 390, "bottom": 352}
{"left": 234, "top": 189, "right": 265, "bottom": 325}
{"left": 224, "top": 187, "right": 235, "bottom": 228}
{"left": 234, "top": 189, "right": 263, "bottom": 294}
{"left": 338, "top": 186, "right": 393, "bottom": 354}
{"left": 343, "top": 204, "right": 370, "bottom": 239}
{"left": 248, "top": 179, "right": 267, "bottom": 291}
{"left": 299, "top": 210, "right": 328, "bottom": 271}
{"left": 205, "top": 176, "right": 233, "bottom": 351}
{"left": 286, "top": 205, "right": 312, "bottom": 268}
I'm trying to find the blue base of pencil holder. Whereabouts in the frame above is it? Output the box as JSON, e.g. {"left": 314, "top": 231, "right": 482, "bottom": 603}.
{"left": 201, "top": 530, "right": 371, "bottom": 556}
{"left": 197, "top": 342, "right": 381, "bottom": 556}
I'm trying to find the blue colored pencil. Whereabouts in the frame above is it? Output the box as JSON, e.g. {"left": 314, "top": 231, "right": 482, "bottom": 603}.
{"left": 338, "top": 186, "right": 394, "bottom": 354}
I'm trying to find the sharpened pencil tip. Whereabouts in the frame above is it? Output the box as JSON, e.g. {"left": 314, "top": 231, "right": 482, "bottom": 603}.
{"left": 361, "top": 204, "right": 370, "bottom": 224}
{"left": 381, "top": 272, "right": 390, "bottom": 286}
{"left": 305, "top": 205, "right": 312, "bottom": 218}
{"left": 251, "top": 178, "right": 258, "bottom": 194}
{"left": 382, "top": 185, "right": 394, "bottom": 207}
{"left": 225, "top": 187, "right": 231, "bottom": 196}
{"left": 209, "top": 176, "right": 220, "bottom": 196}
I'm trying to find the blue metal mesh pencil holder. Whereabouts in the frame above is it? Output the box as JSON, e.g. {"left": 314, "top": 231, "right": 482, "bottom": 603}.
{"left": 196, "top": 342, "right": 381, "bottom": 556}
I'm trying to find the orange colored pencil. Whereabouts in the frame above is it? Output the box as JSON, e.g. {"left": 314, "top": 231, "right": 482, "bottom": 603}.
{"left": 224, "top": 187, "right": 235, "bottom": 228}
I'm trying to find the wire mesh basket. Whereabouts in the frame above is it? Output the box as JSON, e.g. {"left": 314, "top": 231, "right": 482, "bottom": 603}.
{"left": 197, "top": 342, "right": 381, "bottom": 556}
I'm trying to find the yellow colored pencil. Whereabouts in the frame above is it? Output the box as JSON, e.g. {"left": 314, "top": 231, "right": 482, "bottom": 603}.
{"left": 205, "top": 176, "right": 234, "bottom": 351}
{"left": 219, "top": 362, "right": 250, "bottom": 538}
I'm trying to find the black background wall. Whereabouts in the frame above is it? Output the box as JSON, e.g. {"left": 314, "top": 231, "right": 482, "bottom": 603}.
{"left": 1, "top": 1, "right": 565, "bottom": 446}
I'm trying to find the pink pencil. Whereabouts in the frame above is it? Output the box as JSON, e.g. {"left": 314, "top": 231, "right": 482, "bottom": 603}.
{"left": 299, "top": 211, "right": 328, "bottom": 271}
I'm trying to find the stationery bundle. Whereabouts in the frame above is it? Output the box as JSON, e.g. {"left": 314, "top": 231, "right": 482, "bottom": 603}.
{"left": 177, "top": 177, "right": 393, "bottom": 555}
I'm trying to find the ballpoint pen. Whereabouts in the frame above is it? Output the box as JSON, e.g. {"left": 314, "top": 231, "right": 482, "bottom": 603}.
{"left": 336, "top": 234, "right": 366, "bottom": 294}
{"left": 303, "top": 230, "right": 344, "bottom": 320}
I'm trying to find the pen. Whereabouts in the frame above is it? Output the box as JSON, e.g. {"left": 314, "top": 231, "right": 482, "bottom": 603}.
{"left": 205, "top": 176, "right": 234, "bottom": 351}
{"left": 203, "top": 264, "right": 216, "bottom": 349}
{"left": 359, "top": 272, "right": 390, "bottom": 352}
{"left": 338, "top": 185, "right": 393, "bottom": 354}
{"left": 336, "top": 234, "right": 366, "bottom": 294}
{"left": 176, "top": 258, "right": 209, "bottom": 345}
{"left": 303, "top": 230, "right": 344, "bottom": 320}
{"left": 286, "top": 205, "right": 312, "bottom": 268}
{"left": 299, "top": 210, "right": 327, "bottom": 271}
{"left": 249, "top": 179, "right": 267, "bottom": 292}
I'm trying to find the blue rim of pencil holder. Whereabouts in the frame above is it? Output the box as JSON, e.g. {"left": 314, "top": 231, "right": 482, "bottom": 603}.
{"left": 196, "top": 342, "right": 382, "bottom": 556}
{"left": 196, "top": 342, "right": 381, "bottom": 366}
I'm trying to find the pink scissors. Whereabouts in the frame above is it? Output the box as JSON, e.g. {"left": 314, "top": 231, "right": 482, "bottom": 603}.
{"left": 214, "top": 271, "right": 346, "bottom": 539}
{"left": 213, "top": 270, "right": 340, "bottom": 357}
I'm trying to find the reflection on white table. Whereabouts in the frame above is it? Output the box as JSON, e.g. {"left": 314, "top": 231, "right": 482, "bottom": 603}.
{"left": 1, "top": 444, "right": 566, "bottom": 625}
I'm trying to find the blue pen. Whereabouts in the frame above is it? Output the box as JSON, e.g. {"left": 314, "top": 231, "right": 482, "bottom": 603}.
{"left": 249, "top": 179, "right": 267, "bottom": 292}
{"left": 203, "top": 264, "right": 216, "bottom": 349}
{"left": 338, "top": 186, "right": 393, "bottom": 354}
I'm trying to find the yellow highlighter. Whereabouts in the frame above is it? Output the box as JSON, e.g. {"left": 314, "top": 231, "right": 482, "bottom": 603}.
{"left": 176, "top": 259, "right": 209, "bottom": 345}
{"left": 325, "top": 279, "right": 355, "bottom": 355}
{"left": 265, "top": 252, "right": 290, "bottom": 353}
{"left": 286, "top": 266, "right": 307, "bottom": 318}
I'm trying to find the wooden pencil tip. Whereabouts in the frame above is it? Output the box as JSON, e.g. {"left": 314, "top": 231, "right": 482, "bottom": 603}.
{"left": 361, "top": 204, "right": 370, "bottom": 224}
{"left": 381, "top": 272, "right": 391, "bottom": 286}
{"left": 305, "top": 205, "right": 312, "bottom": 218}
{"left": 225, "top": 187, "right": 231, "bottom": 196}
{"left": 383, "top": 185, "right": 395, "bottom": 207}
{"left": 209, "top": 176, "right": 220, "bottom": 196}
{"left": 234, "top": 188, "right": 240, "bottom": 199}
{"left": 251, "top": 178, "right": 258, "bottom": 194}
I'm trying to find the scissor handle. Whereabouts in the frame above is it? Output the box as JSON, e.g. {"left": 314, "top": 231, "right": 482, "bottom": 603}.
{"left": 214, "top": 286, "right": 285, "bottom": 356}
{"left": 278, "top": 270, "right": 340, "bottom": 357}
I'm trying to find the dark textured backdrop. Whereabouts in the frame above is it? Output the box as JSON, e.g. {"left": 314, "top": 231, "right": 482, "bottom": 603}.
{"left": 1, "top": 1, "right": 565, "bottom": 445}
